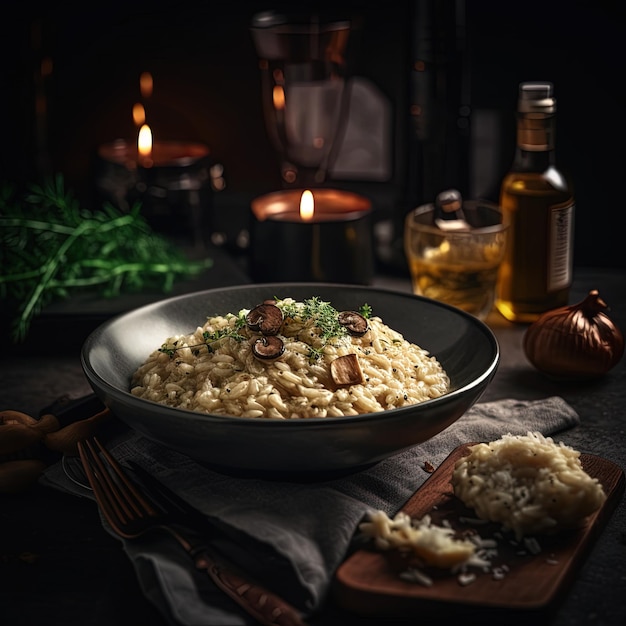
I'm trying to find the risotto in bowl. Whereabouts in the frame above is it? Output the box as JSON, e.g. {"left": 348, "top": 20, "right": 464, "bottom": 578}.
{"left": 81, "top": 283, "right": 499, "bottom": 476}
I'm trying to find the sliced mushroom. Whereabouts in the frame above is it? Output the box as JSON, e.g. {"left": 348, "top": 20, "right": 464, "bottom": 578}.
{"left": 246, "top": 303, "right": 284, "bottom": 336}
{"left": 338, "top": 311, "right": 369, "bottom": 336}
{"left": 252, "top": 335, "right": 285, "bottom": 360}
{"left": 330, "top": 354, "right": 364, "bottom": 387}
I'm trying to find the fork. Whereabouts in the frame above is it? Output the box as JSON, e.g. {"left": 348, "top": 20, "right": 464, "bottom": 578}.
{"left": 77, "top": 436, "right": 308, "bottom": 626}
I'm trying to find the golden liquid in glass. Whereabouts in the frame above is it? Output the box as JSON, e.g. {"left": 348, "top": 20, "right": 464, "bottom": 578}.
{"left": 408, "top": 239, "right": 504, "bottom": 320}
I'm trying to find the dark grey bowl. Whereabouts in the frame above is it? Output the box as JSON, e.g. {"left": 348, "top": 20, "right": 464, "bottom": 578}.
{"left": 81, "top": 283, "right": 499, "bottom": 477}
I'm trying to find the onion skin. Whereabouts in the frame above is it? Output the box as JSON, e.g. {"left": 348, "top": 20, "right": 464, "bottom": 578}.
{"left": 523, "top": 290, "right": 625, "bottom": 380}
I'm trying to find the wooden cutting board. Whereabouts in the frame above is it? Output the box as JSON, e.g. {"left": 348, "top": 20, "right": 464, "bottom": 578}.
{"left": 333, "top": 443, "right": 625, "bottom": 616}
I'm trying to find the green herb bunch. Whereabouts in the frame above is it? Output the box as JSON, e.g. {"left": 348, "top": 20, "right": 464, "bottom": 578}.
{"left": 0, "top": 175, "right": 212, "bottom": 342}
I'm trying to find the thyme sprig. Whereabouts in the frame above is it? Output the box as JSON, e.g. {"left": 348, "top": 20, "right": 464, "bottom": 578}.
{"left": 158, "top": 312, "right": 249, "bottom": 357}
{"left": 0, "top": 175, "right": 212, "bottom": 342}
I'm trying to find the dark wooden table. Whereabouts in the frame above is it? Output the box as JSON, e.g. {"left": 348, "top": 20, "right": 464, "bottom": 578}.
{"left": 1, "top": 266, "right": 625, "bottom": 626}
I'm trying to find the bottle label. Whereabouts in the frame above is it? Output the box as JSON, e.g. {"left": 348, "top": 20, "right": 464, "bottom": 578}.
{"left": 548, "top": 202, "right": 574, "bottom": 291}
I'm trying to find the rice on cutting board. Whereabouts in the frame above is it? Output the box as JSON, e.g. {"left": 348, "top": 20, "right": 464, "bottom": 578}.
{"left": 451, "top": 431, "right": 607, "bottom": 540}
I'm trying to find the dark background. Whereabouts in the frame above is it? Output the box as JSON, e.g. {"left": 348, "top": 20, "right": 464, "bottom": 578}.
{"left": 1, "top": 0, "right": 625, "bottom": 270}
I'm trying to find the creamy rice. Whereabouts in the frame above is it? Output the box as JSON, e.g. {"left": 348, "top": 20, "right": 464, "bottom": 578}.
{"left": 358, "top": 510, "right": 488, "bottom": 571}
{"left": 130, "top": 297, "right": 450, "bottom": 419}
{"left": 451, "top": 432, "right": 606, "bottom": 539}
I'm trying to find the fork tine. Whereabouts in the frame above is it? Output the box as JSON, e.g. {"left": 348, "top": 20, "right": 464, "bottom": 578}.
{"left": 77, "top": 436, "right": 159, "bottom": 536}
{"left": 93, "top": 437, "right": 159, "bottom": 518}
{"left": 78, "top": 438, "right": 127, "bottom": 534}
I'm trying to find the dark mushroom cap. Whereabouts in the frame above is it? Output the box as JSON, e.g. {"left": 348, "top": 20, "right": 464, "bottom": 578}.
{"left": 246, "top": 303, "right": 284, "bottom": 335}
{"left": 338, "top": 311, "right": 369, "bottom": 336}
{"left": 251, "top": 335, "right": 285, "bottom": 360}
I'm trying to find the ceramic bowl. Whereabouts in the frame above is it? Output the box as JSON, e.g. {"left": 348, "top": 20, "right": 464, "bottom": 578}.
{"left": 81, "top": 283, "right": 499, "bottom": 478}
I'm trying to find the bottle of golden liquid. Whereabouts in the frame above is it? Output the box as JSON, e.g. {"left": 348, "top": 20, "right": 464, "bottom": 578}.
{"left": 495, "top": 82, "right": 574, "bottom": 323}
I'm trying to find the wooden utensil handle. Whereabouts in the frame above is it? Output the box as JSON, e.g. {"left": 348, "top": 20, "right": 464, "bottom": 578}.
{"left": 194, "top": 550, "right": 308, "bottom": 626}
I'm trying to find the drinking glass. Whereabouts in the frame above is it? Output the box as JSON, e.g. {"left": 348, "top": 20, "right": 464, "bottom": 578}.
{"left": 404, "top": 199, "right": 508, "bottom": 320}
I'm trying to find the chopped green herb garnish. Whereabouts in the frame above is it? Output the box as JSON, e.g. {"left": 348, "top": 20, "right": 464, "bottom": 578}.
{"left": 275, "top": 296, "right": 373, "bottom": 361}
{"left": 202, "top": 315, "right": 248, "bottom": 347}
{"left": 159, "top": 298, "right": 374, "bottom": 361}
{"left": 159, "top": 311, "right": 248, "bottom": 357}
{"left": 303, "top": 297, "right": 346, "bottom": 342}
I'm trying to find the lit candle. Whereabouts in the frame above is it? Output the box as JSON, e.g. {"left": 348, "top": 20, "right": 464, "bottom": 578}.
{"left": 95, "top": 135, "right": 213, "bottom": 249}
{"left": 299, "top": 189, "right": 314, "bottom": 220}
{"left": 94, "top": 71, "right": 217, "bottom": 249}
{"left": 137, "top": 123, "right": 153, "bottom": 167}
{"left": 250, "top": 188, "right": 373, "bottom": 284}
{"left": 96, "top": 138, "right": 210, "bottom": 170}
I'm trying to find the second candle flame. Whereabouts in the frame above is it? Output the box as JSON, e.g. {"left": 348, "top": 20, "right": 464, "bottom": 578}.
{"left": 300, "top": 190, "right": 314, "bottom": 221}
{"left": 138, "top": 123, "right": 153, "bottom": 165}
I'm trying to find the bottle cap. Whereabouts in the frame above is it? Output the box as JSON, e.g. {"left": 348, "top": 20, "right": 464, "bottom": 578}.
{"left": 518, "top": 81, "right": 556, "bottom": 113}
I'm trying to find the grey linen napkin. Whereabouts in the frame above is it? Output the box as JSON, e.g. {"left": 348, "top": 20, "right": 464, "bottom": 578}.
{"left": 41, "top": 396, "right": 579, "bottom": 626}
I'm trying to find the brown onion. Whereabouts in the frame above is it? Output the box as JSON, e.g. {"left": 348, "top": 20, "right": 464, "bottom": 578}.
{"left": 523, "top": 290, "right": 624, "bottom": 380}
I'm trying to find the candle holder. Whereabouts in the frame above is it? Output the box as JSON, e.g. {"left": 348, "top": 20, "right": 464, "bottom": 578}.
{"left": 250, "top": 188, "right": 373, "bottom": 284}
{"left": 95, "top": 140, "right": 215, "bottom": 251}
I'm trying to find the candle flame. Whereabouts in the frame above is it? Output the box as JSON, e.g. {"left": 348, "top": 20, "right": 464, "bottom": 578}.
{"left": 300, "top": 190, "right": 314, "bottom": 221}
{"left": 132, "top": 103, "right": 146, "bottom": 126}
{"left": 138, "top": 123, "right": 152, "bottom": 160}
{"left": 140, "top": 71, "right": 153, "bottom": 98}
{"left": 273, "top": 85, "right": 285, "bottom": 110}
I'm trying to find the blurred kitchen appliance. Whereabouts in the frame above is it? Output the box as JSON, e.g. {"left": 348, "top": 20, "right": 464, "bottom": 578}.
{"left": 250, "top": 10, "right": 355, "bottom": 188}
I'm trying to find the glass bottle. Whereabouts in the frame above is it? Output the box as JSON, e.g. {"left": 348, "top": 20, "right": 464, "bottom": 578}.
{"left": 495, "top": 81, "right": 575, "bottom": 323}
